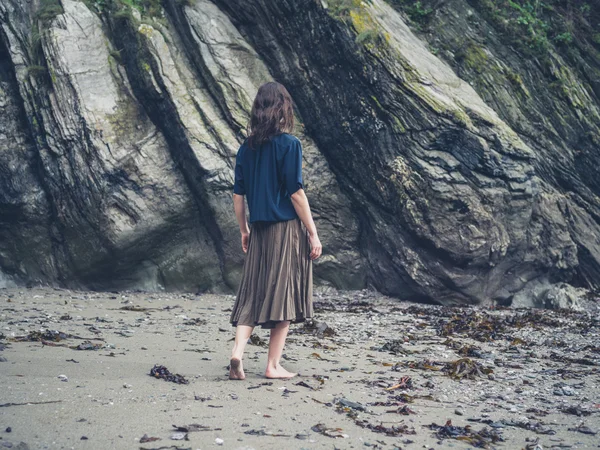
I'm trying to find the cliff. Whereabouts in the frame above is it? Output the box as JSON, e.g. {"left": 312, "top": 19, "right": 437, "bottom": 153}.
{"left": 1, "top": 0, "right": 599, "bottom": 305}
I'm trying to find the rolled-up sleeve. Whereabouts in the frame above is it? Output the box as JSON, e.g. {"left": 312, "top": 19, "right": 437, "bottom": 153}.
{"left": 283, "top": 139, "right": 304, "bottom": 196}
{"left": 233, "top": 150, "right": 245, "bottom": 195}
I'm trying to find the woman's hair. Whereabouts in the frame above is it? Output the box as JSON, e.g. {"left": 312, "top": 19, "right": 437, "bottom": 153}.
{"left": 247, "top": 82, "right": 295, "bottom": 149}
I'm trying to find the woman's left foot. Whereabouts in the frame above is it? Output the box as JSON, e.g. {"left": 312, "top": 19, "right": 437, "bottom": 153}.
{"left": 265, "top": 364, "right": 297, "bottom": 379}
{"left": 229, "top": 358, "right": 245, "bottom": 380}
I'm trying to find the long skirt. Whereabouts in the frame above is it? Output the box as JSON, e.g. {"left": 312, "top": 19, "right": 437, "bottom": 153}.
{"left": 230, "top": 218, "right": 313, "bottom": 330}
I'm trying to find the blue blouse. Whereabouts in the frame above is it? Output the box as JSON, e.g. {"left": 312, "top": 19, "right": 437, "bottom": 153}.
{"left": 233, "top": 133, "right": 304, "bottom": 223}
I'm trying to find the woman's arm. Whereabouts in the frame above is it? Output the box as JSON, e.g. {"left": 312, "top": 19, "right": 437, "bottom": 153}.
{"left": 233, "top": 193, "right": 250, "bottom": 253}
{"left": 290, "top": 189, "right": 322, "bottom": 260}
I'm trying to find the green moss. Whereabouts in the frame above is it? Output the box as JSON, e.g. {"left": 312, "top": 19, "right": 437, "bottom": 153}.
{"left": 392, "top": 115, "right": 406, "bottom": 134}
{"left": 504, "top": 67, "right": 530, "bottom": 97}
{"left": 455, "top": 43, "right": 489, "bottom": 73}
{"left": 49, "top": 66, "right": 57, "bottom": 84}
{"left": 326, "top": 0, "right": 388, "bottom": 51}
{"left": 370, "top": 95, "right": 383, "bottom": 110}
{"left": 356, "top": 29, "right": 380, "bottom": 45}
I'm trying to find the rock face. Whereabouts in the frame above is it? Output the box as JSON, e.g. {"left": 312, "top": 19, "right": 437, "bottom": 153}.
{"left": 0, "top": 0, "right": 599, "bottom": 305}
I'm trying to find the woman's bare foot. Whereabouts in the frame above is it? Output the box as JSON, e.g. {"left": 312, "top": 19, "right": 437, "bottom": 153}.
{"left": 265, "top": 363, "right": 297, "bottom": 379}
{"left": 229, "top": 358, "right": 245, "bottom": 380}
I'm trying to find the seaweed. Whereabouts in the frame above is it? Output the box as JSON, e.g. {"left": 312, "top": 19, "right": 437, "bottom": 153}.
{"left": 443, "top": 358, "right": 494, "bottom": 380}
{"left": 428, "top": 420, "right": 504, "bottom": 448}
{"left": 149, "top": 365, "right": 189, "bottom": 384}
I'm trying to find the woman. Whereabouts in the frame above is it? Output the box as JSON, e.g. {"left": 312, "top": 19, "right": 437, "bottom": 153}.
{"left": 229, "top": 81, "right": 322, "bottom": 380}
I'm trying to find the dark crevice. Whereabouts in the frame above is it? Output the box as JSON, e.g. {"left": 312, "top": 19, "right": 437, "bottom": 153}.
{"left": 162, "top": 1, "right": 246, "bottom": 143}
{"left": 106, "top": 13, "right": 228, "bottom": 287}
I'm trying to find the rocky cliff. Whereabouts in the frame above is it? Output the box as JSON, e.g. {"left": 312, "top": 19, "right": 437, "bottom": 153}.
{"left": 0, "top": 0, "right": 599, "bottom": 305}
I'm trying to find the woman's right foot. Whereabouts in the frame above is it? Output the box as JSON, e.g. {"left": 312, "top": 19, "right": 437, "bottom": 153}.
{"left": 229, "top": 358, "right": 245, "bottom": 380}
{"left": 265, "top": 364, "right": 297, "bottom": 379}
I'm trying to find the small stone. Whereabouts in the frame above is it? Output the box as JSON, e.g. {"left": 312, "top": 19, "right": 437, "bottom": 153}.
{"left": 215, "top": 437, "right": 224, "bottom": 445}
{"left": 5, "top": 427, "right": 11, "bottom": 433}
{"left": 58, "top": 374, "right": 68, "bottom": 382}
{"left": 454, "top": 409, "right": 463, "bottom": 416}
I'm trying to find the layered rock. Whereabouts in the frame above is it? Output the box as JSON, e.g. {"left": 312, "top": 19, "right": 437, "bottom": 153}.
{"left": 0, "top": 0, "right": 598, "bottom": 305}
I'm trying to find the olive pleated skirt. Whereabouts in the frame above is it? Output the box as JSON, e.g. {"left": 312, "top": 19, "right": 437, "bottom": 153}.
{"left": 230, "top": 218, "right": 313, "bottom": 330}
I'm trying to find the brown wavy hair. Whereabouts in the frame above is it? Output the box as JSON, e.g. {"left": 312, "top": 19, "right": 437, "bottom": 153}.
{"left": 247, "top": 82, "right": 295, "bottom": 149}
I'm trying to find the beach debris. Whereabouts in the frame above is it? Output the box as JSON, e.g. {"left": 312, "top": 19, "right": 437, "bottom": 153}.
{"left": 149, "top": 365, "right": 188, "bottom": 384}
{"left": 355, "top": 419, "right": 416, "bottom": 436}
{"left": 387, "top": 405, "right": 416, "bottom": 415}
{"left": 300, "top": 319, "right": 336, "bottom": 337}
{"left": 281, "top": 387, "right": 298, "bottom": 397}
{"left": 501, "top": 420, "right": 556, "bottom": 435}
{"left": 57, "top": 374, "right": 68, "bottom": 382}
{"left": 311, "top": 423, "right": 348, "bottom": 438}
{"left": 560, "top": 405, "right": 595, "bottom": 416}
{"left": 118, "top": 305, "right": 151, "bottom": 312}
{"left": 567, "top": 423, "right": 597, "bottom": 435}
{"left": 443, "top": 358, "right": 494, "bottom": 380}
{"left": 0, "top": 400, "right": 62, "bottom": 408}
{"left": 170, "top": 432, "right": 187, "bottom": 440}
{"left": 456, "top": 344, "right": 486, "bottom": 358}
{"left": 384, "top": 376, "right": 413, "bottom": 391}
{"left": 248, "top": 334, "right": 268, "bottom": 347}
{"left": 374, "top": 339, "right": 412, "bottom": 355}
{"left": 182, "top": 318, "right": 206, "bottom": 326}
{"left": 69, "top": 340, "right": 102, "bottom": 351}
{"left": 139, "top": 434, "right": 160, "bottom": 443}
{"left": 336, "top": 397, "right": 367, "bottom": 412}
{"left": 243, "top": 429, "right": 292, "bottom": 437}
{"left": 295, "top": 380, "right": 318, "bottom": 390}
{"left": 13, "top": 330, "right": 70, "bottom": 342}
{"left": 215, "top": 437, "right": 224, "bottom": 445}
{"left": 172, "top": 424, "right": 219, "bottom": 432}
{"left": 428, "top": 420, "right": 504, "bottom": 447}
{"left": 393, "top": 358, "right": 443, "bottom": 372}
{"left": 246, "top": 382, "right": 273, "bottom": 390}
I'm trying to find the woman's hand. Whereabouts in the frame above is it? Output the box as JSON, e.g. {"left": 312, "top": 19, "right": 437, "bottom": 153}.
{"left": 309, "top": 233, "right": 322, "bottom": 260}
{"left": 241, "top": 231, "right": 250, "bottom": 253}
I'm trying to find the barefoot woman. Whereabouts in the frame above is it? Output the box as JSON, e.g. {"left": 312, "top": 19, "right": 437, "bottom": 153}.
{"left": 229, "top": 82, "right": 322, "bottom": 380}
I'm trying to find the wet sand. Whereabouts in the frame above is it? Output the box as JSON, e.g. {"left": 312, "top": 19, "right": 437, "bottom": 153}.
{"left": 0, "top": 287, "right": 599, "bottom": 449}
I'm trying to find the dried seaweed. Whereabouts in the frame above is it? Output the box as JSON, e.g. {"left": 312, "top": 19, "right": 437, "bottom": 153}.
{"left": 443, "top": 358, "right": 494, "bottom": 380}
{"left": 354, "top": 419, "right": 416, "bottom": 436}
{"left": 248, "top": 334, "right": 268, "bottom": 347}
{"left": 393, "top": 359, "right": 443, "bottom": 372}
{"left": 69, "top": 340, "right": 102, "bottom": 351}
{"left": 428, "top": 420, "right": 504, "bottom": 448}
{"left": 14, "top": 330, "right": 71, "bottom": 342}
{"left": 296, "top": 319, "right": 335, "bottom": 338}
{"left": 310, "top": 423, "right": 348, "bottom": 438}
{"left": 182, "top": 318, "right": 207, "bottom": 326}
{"left": 149, "top": 365, "right": 188, "bottom": 384}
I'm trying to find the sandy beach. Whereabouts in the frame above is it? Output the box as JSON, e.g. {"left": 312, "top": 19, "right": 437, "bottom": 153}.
{"left": 0, "top": 287, "right": 599, "bottom": 450}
